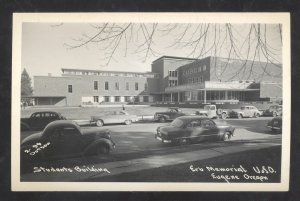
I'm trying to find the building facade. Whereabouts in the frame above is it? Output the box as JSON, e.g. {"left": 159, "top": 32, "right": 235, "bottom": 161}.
{"left": 32, "top": 56, "right": 282, "bottom": 106}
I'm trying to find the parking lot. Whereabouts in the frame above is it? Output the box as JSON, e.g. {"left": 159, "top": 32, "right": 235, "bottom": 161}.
{"left": 20, "top": 106, "right": 282, "bottom": 182}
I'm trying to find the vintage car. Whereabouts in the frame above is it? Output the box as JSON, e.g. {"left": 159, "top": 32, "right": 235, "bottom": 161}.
{"left": 267, "top": 116, "right": 282, "bottom": 133}
{"left": 21, "top": 111, "right": 66, "bottom": 131}
{"left": 91, "top": 111, "right": 139, "bottom": 127}
{"left": 195, "top": 104, "right": 228, "bottom": 119}
{"left": 154, "top": 107, "right": 185, "bottom": 122}
{"left": 21, "top": 120, "right": 115, "bottom": 162}
{"left": 262, "top": 105, "right": 282, "bottom": 117}
{"left": 155, "top": 116, "right": 235, "bottom": 144}
{"left": 227, "top": 106, "right": 262, "bottom": 119}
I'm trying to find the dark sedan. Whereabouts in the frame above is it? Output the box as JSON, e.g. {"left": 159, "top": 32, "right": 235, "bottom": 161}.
{"left": 21, "top": 111, "right": 66, "bottom": 131}
{"left": 21, "top": 120, "right": 115, "bottom": 162}
{"left": 155, "top": 116, "right": 235, "bottom": 144}
{"left": 267, "top": 116, "right": 282, "bottom": 133}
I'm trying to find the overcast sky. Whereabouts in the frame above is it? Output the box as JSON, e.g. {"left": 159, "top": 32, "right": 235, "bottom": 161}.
{"left": 22, "top": 23, "right": 282, "bottom": 77}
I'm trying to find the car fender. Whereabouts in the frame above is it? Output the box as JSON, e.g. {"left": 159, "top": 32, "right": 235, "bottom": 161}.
{"left": 84, "top": 138, "right": 114, "bottom": 155}
{"left": 21, "top": 121, "right": 31, "bottom": 131}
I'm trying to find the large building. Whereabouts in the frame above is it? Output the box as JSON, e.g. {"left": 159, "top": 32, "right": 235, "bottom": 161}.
{"left": 32, "top": 56, "right": 282, "bottom": 106}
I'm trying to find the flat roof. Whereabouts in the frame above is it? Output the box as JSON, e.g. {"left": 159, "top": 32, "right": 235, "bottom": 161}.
{"left": 61, "top": 68, "right": 156, "bottom": 75}
{"left": 151, "top": 56, "right": 197, "bottom": 63}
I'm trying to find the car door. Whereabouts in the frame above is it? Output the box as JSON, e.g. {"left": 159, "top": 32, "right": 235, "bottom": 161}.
{"left": 200, "top": 119, "right": 219, "bottom": 141}
{"left": 31, "top": 112, "right": 44, "bottom": 130}
{"left": 48, "top": 125, "right": 82, "bottom": 157}
{"left": 244, "top": 107, "right": 251, "bottom": 117}
{"left": 117, "top": 111, "right": 127, "bottom": 123}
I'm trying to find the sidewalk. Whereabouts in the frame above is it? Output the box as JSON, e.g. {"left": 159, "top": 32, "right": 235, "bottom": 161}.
{"left": 21, "top": 138, "right": 281, "bottom": 181}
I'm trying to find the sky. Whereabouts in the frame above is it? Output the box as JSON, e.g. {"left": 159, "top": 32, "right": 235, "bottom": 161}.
{"left": 22, "top": 23, "right": 282, "bottom": 77}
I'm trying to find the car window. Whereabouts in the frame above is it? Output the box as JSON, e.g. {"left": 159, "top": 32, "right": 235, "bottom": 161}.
{"left": 61, "top": 127, "right": 81, "bottom": 136}
{"left": 211, "top": 106, "right": 216, "bottom": 110}
{"left": 50, "top": 113, "right": 58, "bottom": 118}
{"left": 170, "top": 119, "right": 184, "bottom": 128}
{"left": 44, "top": 113, "right": 51, "bottom": 117}
{"left": 201, "top": 119, "right": 216, "bottom": 128}
{"left": 32, "top": 113, "right": 41, "bottom": 118}
{"left": 187, "top": 120, "right": 201, "bottom": 128}
{"left": 241, "top": 107, "right": 245, "bottom": 110}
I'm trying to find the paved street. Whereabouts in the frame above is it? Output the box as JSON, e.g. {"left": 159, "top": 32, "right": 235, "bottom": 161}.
{"left": 20, "top": 117, "right": 282, "bottom": 181}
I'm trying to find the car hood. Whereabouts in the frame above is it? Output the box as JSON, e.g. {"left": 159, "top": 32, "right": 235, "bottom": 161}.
{"left": 159, "top": 125, "right": 181, "bottom": 133}
{"left": 21, "top": 132, "right": 42, "bottom": 144}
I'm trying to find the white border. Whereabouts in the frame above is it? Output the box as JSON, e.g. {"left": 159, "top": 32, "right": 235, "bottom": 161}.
{"left": 12, "top": 12, "right": 291, "bottom": 191}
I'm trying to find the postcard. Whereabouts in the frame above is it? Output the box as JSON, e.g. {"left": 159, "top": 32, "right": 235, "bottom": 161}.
{"left": 12, "top": 12, "right": 290, "bottom": 191}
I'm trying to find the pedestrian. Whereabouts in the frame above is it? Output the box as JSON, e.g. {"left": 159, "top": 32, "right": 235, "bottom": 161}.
{"left": 122, "top": 104, "right": 125, "bottom": 110}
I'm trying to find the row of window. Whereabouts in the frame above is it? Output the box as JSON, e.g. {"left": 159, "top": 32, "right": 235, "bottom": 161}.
{"left": 63, "top": 70, "right": 159, "bottom": 78}
{"left": 93, "top": 96, "right": 150, "bottom": 103}
{"left": 68, "top": 82, "right": 148, "bottom": 93}
{"left": 168, "top": 80, "right": 178, "bottom": 87}
{"left": 187, "top": 76, "right": 204, "bottom": 84}
{"left": 183, "top": 65, "right": 207, "bottom": 76}
{"left": 168, "top": 71, "right": 178, "bottom": 77}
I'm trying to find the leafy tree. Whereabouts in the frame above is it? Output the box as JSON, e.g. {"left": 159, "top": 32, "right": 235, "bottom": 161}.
{"left": 21, "top": 68, "right": 33, "bottom": 97}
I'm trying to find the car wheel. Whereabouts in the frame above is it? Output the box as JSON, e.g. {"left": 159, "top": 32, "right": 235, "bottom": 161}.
{"left": 221, "top": 113, "right": 227, "bottom": 119}
{"left": 255, "top": 113, "right": 260, "bottom": 118}
{"left": 124, "top": 120, "right": 132, "bottom": 125}
{"left": 178, "top": 138, "right": 190, "bottom": 145}
{"left": 238, "top": 114, "right": 243, "bottom": 119}
{"left": 273, "top": 112, "right": 278, "bottom": 117}
{"left": 223, "top": 132, "right": 231, "bottom": 141}
{"left": 159, "top": 116, "right": 166, "bottom": 123}
{"left": 96, "top": 144, "right": 110, "bottom": 155}
{"left": 96, "top": 119, "right": 104, "bottom": 127}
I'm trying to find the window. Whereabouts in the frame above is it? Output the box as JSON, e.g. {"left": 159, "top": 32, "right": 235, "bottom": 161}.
{"left": 125, "top": 96, "right": 131, "bottom": 102}
{"left": 200, "top": 76, "right": 203, "bottom": 83}
{"left": 104, "top": 96, "right": 110, "bottom": 102}
{"left": 135, "top": 82, "right": 138, "bottom": 90}
{"left": 105, "top": 82, "right": 109, "bottom": 90}
{"left": 143, "top": 96, "right": 149, "bottom": 102}
{"left": 203, "top": 65, "right": 207, "bottom": 71}
{"left": 93, "top": 96, "right": 99, "bottom": 102}
{"left": 144, "top": 83, "right": 148, "bottom": 91}
{"left": 126, "top": 82, "right": 129, "bottom": 90}
{"left": 94, "top": 81, "right": 98, "bottom": 90}
{"left": 198, "top": 66, "right": 202, "bottom": 72}
{"left": 115, "top": 96, "right": 120, "bottom": 102}
{"left": 68, "top": 85, "right": 72, "bottom": 93}
{"left": 115, "top": 82, "right": 119, "bottom": 90}
{"left": 201, "top": 119, "right": 215, "bottom": 128}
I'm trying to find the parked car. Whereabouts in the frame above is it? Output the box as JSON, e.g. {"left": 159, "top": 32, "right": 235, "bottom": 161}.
{"left": 21, "top": 120, "right": 115, "bottom": 162}
{"left": 262, "top": 105, "right": 282, "bottom": 117}
{"left": 267, "top": 116, "right": 282, "bottom": 133}
{"left": 154, "top": 107, "right": 185, "bottom": 122}
{"left": 195, "top": 104, "right": 228, "bottom": 119}
{"left": 227, "top": 106, "right": 262, "bottom": 119}
{"left": 155, "top": 116, "right": 235, "bottom": 144}
{"left": 91, "top": 111, "right": 139, "bottom": 127}
{"left": 21, "top": 111, "right": 66, "bottom": 131}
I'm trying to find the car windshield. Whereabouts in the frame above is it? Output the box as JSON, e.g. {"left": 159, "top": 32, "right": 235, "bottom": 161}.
{"left": 170, "top": 119, "right": 184, "bottom": 128}
{"left": 241, "top": 107, "right": 245, "bottom": 110}
{"left": 204, "top": 105, "right": 210, "bottom": 110}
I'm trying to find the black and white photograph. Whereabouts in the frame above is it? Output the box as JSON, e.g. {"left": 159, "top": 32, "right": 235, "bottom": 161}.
{"left": 11, "top": 13, "right": 290, "bottom": 191}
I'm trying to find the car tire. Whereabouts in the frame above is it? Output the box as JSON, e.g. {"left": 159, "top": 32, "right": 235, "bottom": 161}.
{"left": 124, "top": 120, "right": 132, "bottom": 125}
{"left": 96, "top": 144, "right": 110, "bottom": 155}
{"left": 96, "top": 119, "right": 104, "bottom": 127}
{"left": 238, "top": 114, "right": 243, "bottom": 119}
{"left": 255, "top": 113, "right": 260, "bottom": 118}
{"left": 221, "top": 113, "right": 227, "bottom": 119}
{"left": 223, "top": 132, "right": 231, "bottom": 141}
{"left": 159, "top": 116, "right": 166, "bottom": 123}
{"left": 178, "top": 138, "right": 190, "bottom": 145}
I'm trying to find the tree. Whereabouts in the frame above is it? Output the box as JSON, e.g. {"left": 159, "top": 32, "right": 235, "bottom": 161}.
{"left": 63, "top": 23, "right": 282, "bottom": 80}
{"left": 21, "top": 68, "right": 33, "bottom": 97}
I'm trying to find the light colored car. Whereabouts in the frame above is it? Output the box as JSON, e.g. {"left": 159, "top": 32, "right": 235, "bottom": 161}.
{"left": 91, "top": 111, "right": 139, "bottom": 127}
{"left": 228, "top": 106, "right": 262, "bottom": 118}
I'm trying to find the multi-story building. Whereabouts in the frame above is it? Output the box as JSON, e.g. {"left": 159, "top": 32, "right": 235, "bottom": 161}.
{"left": 32, "top": 56, "right": 282, "bottom": 106}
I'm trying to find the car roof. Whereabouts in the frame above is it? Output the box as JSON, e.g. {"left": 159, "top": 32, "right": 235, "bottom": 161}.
{"left": 168, "top": 107, "right": 179, "bottom": 109}
{"left": 45, "top": 120, "right": 77, "bottom": 128}
{"left": 32, "top": 111, "right": 60, "bottom": 114}
{"left": 177, "top": 115, "right": 210, "bottom": 120}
